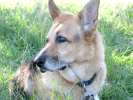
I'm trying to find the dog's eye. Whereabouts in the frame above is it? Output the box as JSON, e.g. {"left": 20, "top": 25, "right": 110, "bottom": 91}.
{"left": 56, "top": 36, "right": 68, "bottom": 43}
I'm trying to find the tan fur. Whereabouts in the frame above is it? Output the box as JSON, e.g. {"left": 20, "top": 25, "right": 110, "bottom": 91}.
{"left": 9, "top": 0, "right": 107, "bottom": 100}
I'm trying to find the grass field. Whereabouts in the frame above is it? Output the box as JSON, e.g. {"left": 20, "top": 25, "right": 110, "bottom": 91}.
{"left": 0, "top": 0, "right": 133, "bottom": 100}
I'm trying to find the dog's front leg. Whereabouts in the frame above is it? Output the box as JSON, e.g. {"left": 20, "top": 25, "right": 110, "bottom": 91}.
{"left": 83, "top": 65, "right": 106, "bottom": 100}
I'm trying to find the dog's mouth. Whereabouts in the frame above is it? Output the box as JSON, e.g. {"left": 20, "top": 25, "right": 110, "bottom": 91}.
{"left": 58, "top": 65, "right": 67, "bottom": 70}
{"left": 39, "top": 67, "right": 47, "bottom": 73}
{"left": 32, "top": 53, "right": 72, "bottom": 73}
{"left": 32, "top": 59, "right": 69, "bottom": 73}
{"left": 39, "top": 64, "right": 68, "bottom": 73}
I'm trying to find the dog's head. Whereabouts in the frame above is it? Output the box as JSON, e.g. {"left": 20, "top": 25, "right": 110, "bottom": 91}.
{"left": 33, "top": 0, "right": 100, "bottom": 72}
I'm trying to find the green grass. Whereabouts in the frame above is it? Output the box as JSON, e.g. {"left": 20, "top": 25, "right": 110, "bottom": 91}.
{"left": 0, "top": 0, "right": 133, "bottom": 100}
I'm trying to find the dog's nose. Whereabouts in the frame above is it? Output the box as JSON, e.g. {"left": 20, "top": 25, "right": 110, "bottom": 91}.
{"left": 36, "top": 59, "right": 44, "bottom": 68}
{"left": 33, "top": 55, "right": 46, "bottom": 68}
{"left": 33, "top": 55, "right": 48, "bottom": 73}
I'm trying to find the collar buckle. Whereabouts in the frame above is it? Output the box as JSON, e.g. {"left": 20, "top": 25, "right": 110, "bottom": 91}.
{"left": 76, "top": 73, "right": 97, "bottom": 88}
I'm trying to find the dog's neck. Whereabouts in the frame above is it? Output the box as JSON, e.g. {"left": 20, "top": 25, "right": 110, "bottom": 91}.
{"left": 59, "top": 60, "right": 99, "bottom": 84}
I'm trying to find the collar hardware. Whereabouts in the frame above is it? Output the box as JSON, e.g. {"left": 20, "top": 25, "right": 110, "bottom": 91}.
{"left": 76, "top": 73, "right": 97, "bottom": 88}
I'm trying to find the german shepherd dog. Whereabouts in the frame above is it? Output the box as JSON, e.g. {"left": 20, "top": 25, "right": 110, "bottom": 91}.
{"left": 9, "top": 0, "right": 107, "bottom": 100}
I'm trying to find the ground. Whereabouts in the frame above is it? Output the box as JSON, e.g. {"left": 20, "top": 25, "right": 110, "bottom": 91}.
{"left": 0, "top": 0, "right": 133, "bottom": 100}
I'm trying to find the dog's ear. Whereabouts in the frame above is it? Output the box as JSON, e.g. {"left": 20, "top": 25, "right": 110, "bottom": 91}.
{"left": 78, "top": 0, "right": 100, "bottom": 33}
{"left": 48, "top": 0, "right": 61, "bottom": 20}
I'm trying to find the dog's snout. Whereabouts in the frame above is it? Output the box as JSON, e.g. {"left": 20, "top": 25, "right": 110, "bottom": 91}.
{"left": 36, "top": 59, "right": 44, "bottom": 68}
{"left": 33, "top": 55, "right": 47, "bottom": 68}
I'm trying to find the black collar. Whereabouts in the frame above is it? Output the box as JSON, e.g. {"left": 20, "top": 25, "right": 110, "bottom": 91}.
{"left": 58, "top": 64, "right": 97, "bottom": 87}
{"left": 76, "top": 73, "right": 97, "bottom": 88}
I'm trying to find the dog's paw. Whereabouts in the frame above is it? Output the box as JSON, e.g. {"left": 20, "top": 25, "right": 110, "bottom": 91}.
{"left": 84, "top": 91, "right": 99, "bottom": 100}
{"left": 84, "top": 94, "right": 94, "bottom": 100}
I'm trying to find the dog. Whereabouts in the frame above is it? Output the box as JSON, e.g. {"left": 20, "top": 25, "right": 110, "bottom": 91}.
{"left": 9, "top": 0, "right": 107, "bottom": 100}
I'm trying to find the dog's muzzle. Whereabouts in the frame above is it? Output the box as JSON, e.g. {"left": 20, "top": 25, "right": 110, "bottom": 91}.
{"left": 33, "top": 55, "right": 67, "bottom": 72}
